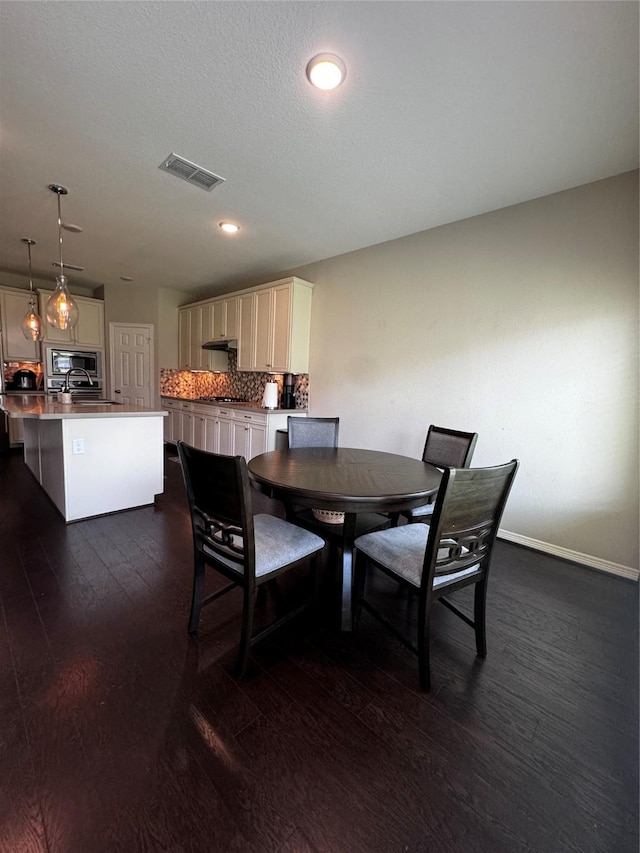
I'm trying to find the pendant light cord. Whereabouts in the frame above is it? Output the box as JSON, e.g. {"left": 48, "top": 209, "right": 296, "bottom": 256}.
{"left": 56, "top": 191, "right": 64, "bottom": 276}
{"left": 27, "top": 240, "right": 34, "bottom": 293}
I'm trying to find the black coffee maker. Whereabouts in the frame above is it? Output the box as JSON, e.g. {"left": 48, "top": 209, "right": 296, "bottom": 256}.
{"left": 281, "top": 373, "right": 296, "bottom": 409}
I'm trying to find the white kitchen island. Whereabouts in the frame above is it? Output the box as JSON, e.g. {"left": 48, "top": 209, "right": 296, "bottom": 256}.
{"left": 0, "top": 395, "right": 167, "bottom": 522}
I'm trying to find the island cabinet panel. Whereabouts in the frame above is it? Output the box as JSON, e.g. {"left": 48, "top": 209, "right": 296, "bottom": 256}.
{"left": 0, "top": 288, "right": 40, "bottom": 360}
{"left": 24, "top": 415, "right": 164, "bottom": 522}
{"left": 1, "top": 396, "right": 167, "bottom": 522}
{"left": 37, "top": 419, "right": 66, "bottom": 515}
{"left": 9, "top": 415, "right": 25, "bottom": 445}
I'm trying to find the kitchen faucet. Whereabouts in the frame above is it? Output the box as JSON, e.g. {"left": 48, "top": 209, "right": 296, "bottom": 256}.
{"left": 62, "top": 367, "right": 94, "bottom": 393}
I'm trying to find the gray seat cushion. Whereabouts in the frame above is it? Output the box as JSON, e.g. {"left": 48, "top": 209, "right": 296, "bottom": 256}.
{"left": 203, "top": 513, "right": 324, "bottom": 578}
{"left": 406, "top": 502, "right": 434, "bottom": 519}
{"left": 355, "top": 523, "right": 478, "bottom": 588}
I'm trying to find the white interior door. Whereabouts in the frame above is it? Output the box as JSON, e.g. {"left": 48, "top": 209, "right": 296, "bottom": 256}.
{"left": 109, "top": 323, "right": 154, "bottom": 407}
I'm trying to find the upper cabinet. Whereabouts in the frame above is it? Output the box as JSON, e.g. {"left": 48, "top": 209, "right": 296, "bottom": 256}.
{"left": 209, "top": 295, "right": 239, "bottom": 342}
{"left": 0, "top": 287, "right": 40, "bottom": 360}
{"left": 37, "top": 291, "right": 105, "bottom": 348}
{"left": 179, "top": 277, "right": 313, "bottom": 374}
{"left": 237, "top": 278, "right": 313, "bottom": 373}
{"left": 178, "top": 303, "right": 228, "bottom": 372}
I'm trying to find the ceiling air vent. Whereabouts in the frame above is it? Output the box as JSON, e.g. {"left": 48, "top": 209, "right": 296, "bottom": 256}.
{"left": 159, "top": 153, "right": 226, "bottom": 192}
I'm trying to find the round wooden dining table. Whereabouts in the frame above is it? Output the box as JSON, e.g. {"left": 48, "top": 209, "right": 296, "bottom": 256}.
{"left": 248, "top": 447, "right": 442, "bottom": 630}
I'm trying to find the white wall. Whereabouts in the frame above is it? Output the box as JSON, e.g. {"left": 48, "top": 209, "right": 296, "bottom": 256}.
{"left": 288, "top": 172, "right": 639, "bottom": 574}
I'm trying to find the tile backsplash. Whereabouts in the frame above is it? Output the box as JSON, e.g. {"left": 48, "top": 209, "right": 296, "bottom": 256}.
{"left": 160, "top": 351, "right": 309, "bottom": 408}
{"left": 3, "top": 360, "right": 44, "bottom": 389}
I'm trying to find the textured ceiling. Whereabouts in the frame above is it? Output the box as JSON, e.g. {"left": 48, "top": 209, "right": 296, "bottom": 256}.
{"left": 0, "top": 1, "right": 637, "bottom": 298}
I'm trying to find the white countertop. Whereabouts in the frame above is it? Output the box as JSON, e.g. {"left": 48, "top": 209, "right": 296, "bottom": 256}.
{"left": 0, "top": 394, "right": 166, "bottom": 419}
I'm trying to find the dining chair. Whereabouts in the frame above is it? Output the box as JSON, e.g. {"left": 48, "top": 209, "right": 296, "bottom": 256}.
{"left": 177, "top": 441, "right": 325, "bottom": 677}
{"left": 287, "top": 416, "right": 340, "bottom": 448}
{"left": 353, "top": 459, "right": 519, "bottom": 691}
{"left": 391, "top": 425, "right": 478, "bottom": 525}
{"left": 284, "top": 416, "right": 391, "bottom": 559}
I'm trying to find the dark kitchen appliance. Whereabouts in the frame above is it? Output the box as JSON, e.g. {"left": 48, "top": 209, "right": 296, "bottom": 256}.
{"left": 13, "top": 369, "right": 37, "bottom": 390}
{"left": 281, "top": 373, "right": 296, "bottom": 409}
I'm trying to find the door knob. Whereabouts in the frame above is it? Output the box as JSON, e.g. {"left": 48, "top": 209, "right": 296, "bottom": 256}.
{"left": 115, "top": 389, "right": 121, "bottom": 394}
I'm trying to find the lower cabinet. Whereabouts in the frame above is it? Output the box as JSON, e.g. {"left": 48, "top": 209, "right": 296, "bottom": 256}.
{"left": 232, "top": 413, "right": 267, "bottom": 460}
{"left": 161, "top": 398, "right": 305, "bottom": 460}
{"left": 161, "top": 399, "right": 181, "bottom": 444}
{"left": 216, "top": 408, "right": 234, "bottom": 455}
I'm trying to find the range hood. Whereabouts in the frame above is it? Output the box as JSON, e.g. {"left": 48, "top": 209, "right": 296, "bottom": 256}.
{"left": 202, "top": 339, "right": 237, "bottom": 351}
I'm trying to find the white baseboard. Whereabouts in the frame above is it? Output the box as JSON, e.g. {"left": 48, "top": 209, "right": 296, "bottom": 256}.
{"left": 497, "top": 529, "right": 639, "bottom": 582}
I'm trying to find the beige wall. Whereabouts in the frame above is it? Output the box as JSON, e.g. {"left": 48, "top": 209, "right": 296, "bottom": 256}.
{"left": 98, "top": 282, "right": 183, "bottom": 406}
{"left": 287, "top": 171, "right": 639, "bottom": 573}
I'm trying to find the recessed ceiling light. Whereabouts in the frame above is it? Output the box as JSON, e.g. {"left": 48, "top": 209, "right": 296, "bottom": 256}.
{"left": 306, "top": 54, "right": 346, "bottom": 90}
{"left": 219, "top": 221, "right": 239, "bottom": 234}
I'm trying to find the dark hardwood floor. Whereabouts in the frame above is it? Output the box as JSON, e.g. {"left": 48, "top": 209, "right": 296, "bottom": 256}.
{"left": 0, "top": 446, "right": 637, "bottom": 853}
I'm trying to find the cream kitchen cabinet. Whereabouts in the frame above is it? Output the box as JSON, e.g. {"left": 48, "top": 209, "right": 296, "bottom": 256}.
{"left": 232, "top": 410, "right": 267, "bottom": 461}
{"left": 224, "top": 296, "right": 239, "bottom": 338}
{"left": 178, "top": 304, "right": 228, "bottom": 372}
{"left": 236, "top": 277, "right": 313, "bottom": 373}
{"left": 161, "top": 398, "right": 182, "bottom": 443}
{"left": 210, "top": 296, "right": 238, "bottom": 341}
{"left": 160, "top": 399, "right": 306, "bottom": 460}
{"left": 37, "top": 291, "right": 105, "bottom": 347}
{"left": 215, "top": 406, "right": 235, "bottom": 455}
{"left": 0, "top": 287, "right": 40, "bottom": 360}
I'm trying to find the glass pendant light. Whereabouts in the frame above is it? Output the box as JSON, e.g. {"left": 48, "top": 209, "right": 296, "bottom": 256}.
{"left": 21, "top": 238, "right": 45, "bottom": 342}
{"left": 46, "top": 184, "right": 79, "bottom": 331}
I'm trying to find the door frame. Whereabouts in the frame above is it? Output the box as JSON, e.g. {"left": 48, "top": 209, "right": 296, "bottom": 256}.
{"left": 108, "top": 322, "right": 155, "bottom": 406}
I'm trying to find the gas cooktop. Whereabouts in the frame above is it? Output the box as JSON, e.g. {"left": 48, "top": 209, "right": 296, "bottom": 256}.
{"left": 198, "top": 395, "right": 249, "bottom": 403}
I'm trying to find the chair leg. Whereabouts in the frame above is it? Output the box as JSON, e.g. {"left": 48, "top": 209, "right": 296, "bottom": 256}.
{"left": 310, "top": 552, "right": 322, "bottom": 628}
{"left": 187, "top": 553, "right": 206, "bottom": 635}
{"left": 389, "top": 512, "right": 401, "bottom": 527}
{"left": 236, "top": 587, "right": 257, "bottom": 678}
{"left": 417, "top": 599, "right": 432, "bottom": 692}
{"left": 474, "top": 577, "right": 488, "bottom": 658}
{"left": 352, "top": 550, "right": 367, "bottom": 629}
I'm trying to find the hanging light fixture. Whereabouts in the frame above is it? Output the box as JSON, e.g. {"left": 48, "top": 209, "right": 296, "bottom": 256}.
{"left": 21, "top": 238, "right": 45, "bottom": 342}
{"left": 46, "top": 184, "right": 79, "bottom": 330}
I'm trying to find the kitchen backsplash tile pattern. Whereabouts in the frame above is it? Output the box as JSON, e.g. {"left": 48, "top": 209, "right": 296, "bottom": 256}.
{"left": 160, "top": 352, "right": 309, "bottom": 408}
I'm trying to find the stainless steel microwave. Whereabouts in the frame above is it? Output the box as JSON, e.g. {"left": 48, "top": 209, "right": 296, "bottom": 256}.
{"left": 46, "top": 347, "right": 102, "bottom": 378}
